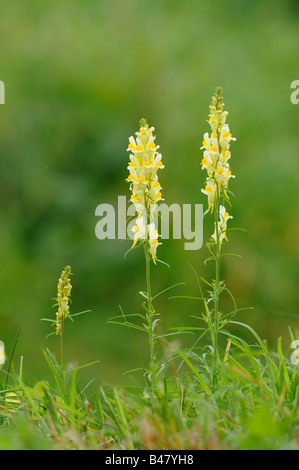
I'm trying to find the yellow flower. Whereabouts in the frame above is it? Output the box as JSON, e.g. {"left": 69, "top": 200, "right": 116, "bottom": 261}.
{"left": 212, "top": 205, "right": 233, "bottom": 244}
{"left": 219, "top": 125, "right": 236, "bottom": 150}
{"left": 127, "top": 120, "right": 164, "bottom": 260}
{"left": 148, "top": 222, "right": 161, "bottom": 262}
{"left": 132, "top": 216, "right": 146, "bottom": 247}
{"left": 201, "top": 179, "right": 217, "bottom": 212}
{"left": 215, "top": 163, "right": 235, "bottom": 188}
{"left": 201, "top": 152, "right": 214, "bottom": 177}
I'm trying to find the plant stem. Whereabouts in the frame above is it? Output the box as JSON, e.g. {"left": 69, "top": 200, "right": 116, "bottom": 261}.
{"left": 213, "top": 107, "right": 222, "bottom": 386}
{"left": 144, "top": 241, "right": 156, "bottom": 391}
{"left": 60, "top": 319, "right": 64, "bottom": 370}
{"left": 213, "top": 189, "right": 220, "bottom": 386}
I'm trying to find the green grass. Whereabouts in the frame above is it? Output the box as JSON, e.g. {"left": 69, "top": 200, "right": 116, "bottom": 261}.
{"left": 0, "top": 296, "right": 298, "bottom": 450}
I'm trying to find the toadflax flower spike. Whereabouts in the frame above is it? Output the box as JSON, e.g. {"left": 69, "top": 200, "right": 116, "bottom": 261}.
{"left": 201, "top": 87, "right": 236, "bottom": 215}
{"left": 201, "top": 88, "right": 235, "bottom": 243}
{"left": 55, "top": 266, "right": 72, "bottom": 335}
{"left": 126, "top": 120, "right": 164, "bottom": 262}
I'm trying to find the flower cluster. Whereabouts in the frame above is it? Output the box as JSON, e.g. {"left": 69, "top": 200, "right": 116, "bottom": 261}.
{"left": 201, "top": 89, "right": 236, "bottom": 243}
{"left": 127, "top": 120, "right": 164, "bottom": 261}
{"left": 55, "top": 266, "right": 72, "bottom": 335}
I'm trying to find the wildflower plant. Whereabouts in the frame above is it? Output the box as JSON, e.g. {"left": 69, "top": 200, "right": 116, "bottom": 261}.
{"left": 41, "top": 266, "right": 73, "bottom": 368}
{"left": 54, "top": 266, "right": 73, "bottom": 367}
{"left": 200, "top": 88, "right": 237, "bottom": 385}
{"left": 124, "top": 119, "right": 165, "bottom": 390}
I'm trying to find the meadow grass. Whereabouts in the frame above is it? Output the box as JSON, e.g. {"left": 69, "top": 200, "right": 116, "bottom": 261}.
{"left": 0, "top": 91, "right": 298, "bottom": 451}
{"left": 0, "top": 319, "right": 298, "bottom": 450}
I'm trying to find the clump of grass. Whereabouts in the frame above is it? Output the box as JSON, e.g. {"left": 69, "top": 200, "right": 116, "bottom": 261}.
{"left": 0, "top": 91, "right": 299, "bottom": 450}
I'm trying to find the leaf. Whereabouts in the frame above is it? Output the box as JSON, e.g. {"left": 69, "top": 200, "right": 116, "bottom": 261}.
{"left": 168, "top": 295, "right": 208, "bottom": 301}
{"left": 154, "top": 258, "right": 170, "bottom": 268}
{"left": 152, "top": 282, "right": 185, "bottom": 301}
{"left": 70, "top": 309, "right": 92, "bottom": 318}
{"left": 139, "top": 291, "right": 149, "bottom": 300}
{"left": 65, "top": 360, "right": 101, "bottom": 376}
{"left": 177, "top": 351, "right": 213, "bottom": 397}
{"left": 107, "top": 320, "right": 147, "bottom": 333}
{"left": 229, "top": 321, "right": 266, "bottom": 350}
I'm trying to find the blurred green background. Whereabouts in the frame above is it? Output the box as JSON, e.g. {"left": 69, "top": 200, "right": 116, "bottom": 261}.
{"left": 1, "top": 0, "right": 299, "bottom": 388}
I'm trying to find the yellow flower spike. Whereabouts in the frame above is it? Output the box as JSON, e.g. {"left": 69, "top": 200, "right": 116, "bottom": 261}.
{"left": 55, "top": 266, "right": 72, "bottom": 336}
{"left": 126, "top": 120, "right": 164, "bottom": 261}
{"left": 201, "top": 88, "right": 235, "bottom": 220}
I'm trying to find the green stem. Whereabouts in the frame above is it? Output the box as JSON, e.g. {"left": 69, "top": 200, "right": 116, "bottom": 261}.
{"left": 213, "top": 189, "right": 220, "bottom": 386}
{"left": 60, "top": 319, "right": 64, "bottom": 370}
{"left": 213, "top": 112, "right": 222, "bottom": 385}
{"left": 144, "top": 242, "right": 156, "bottom": 391}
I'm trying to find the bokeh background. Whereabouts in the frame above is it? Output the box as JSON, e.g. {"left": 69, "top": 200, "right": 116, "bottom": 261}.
{"left": 1, "top": 0, "right": 299, "bottom": 388}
